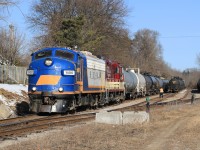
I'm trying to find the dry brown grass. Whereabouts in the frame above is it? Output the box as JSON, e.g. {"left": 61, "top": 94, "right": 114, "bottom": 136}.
{"left": 0, "top": 88, "right": 19, "bottom": 99}
{"left": 3, "top": 101, "right": 200, "bottom": 150}
{"left": 0, "top": 88, "right": 28, "bottom": 102}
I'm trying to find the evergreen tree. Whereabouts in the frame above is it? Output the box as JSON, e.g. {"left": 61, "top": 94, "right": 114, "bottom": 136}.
{"left": 54, "top": 16, "right": 84, "bottom": 48}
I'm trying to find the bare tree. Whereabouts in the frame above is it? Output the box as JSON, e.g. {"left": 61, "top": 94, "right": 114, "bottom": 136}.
{"left": 0, "top": 26, "right": 25, "bottom": 65}
{"left": 131, "top": 29, "right": 163, "bottom": 74}
{"left": 0, "top": 0, "right": 18, "bottom": 22}
{"left": 183, "top": 68, "right": 200, "bottom": 88}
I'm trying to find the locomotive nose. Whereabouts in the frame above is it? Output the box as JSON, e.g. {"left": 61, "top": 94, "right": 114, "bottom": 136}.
{"left": 28, "top": 57, "right": 76, "bottom": 93}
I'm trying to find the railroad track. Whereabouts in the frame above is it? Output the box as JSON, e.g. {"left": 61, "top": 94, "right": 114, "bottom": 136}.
{"left": 0, "top": 114, "right": 45, "bottom": 126}
{"left": 0, "top": 91, "right": 187, "bottom": 140}
{"left": 111, "top": 92, "right": 177, "bottom": 112}
{"left": 155, "top": 89, "right": 191, "bottom": 105}
{"left": 0, "top": 113, "right": 95, "bottom": 140}
{"left": 112, "top": 89, "right": 190, "bottom": 112}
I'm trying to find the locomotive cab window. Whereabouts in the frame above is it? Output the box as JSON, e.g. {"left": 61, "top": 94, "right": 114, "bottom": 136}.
{"left": 56, "top": 50, "right": 74, "bottom": 61}
{"left": 35, "top": 50, "right": 52, "bottom": 59}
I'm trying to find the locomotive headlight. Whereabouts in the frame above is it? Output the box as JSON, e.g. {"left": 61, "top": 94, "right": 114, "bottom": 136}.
{"left": 32, "top": 87, "right": 37, "bottom": 92}
{"left": 62, "top": 70, "right": 75, "bottom": 76}
{"left": 58, "top": 87, "right": 63, "bottom": 92}
{"left": 45, "top": 58, "right": 53, "bottom": 66}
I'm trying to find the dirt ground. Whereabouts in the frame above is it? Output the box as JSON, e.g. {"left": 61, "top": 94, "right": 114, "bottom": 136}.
{"left": 2, "top": 99, "right": 200, "bottom": 150}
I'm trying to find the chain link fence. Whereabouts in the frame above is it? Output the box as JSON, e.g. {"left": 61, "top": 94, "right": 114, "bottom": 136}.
{"left": 0, "top": 65, "right": 27, "bottom": 84}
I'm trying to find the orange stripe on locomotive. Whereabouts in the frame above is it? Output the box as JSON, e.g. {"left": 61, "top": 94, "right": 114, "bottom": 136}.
{"left": 36, "top": 75, "right": 61, "bottom": 85}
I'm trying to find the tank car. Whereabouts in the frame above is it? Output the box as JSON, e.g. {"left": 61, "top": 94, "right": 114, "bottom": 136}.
{"left": 162, "top": 79, "right": 169, "bottom": 92}
{"left": 150, "top": 75, "right": 160, "bottom": 94}
{"left": 143, "top": 73, "right": 159, "bottom": 95}
{"left": 136, "top": 71, "right": 146, "bottom": 97}
{"left": 197, "top": 79, "right": 200, "bottom": 91}
{"left": 155, "top": 77, "right": 170, "bottom": 93}
{"left": 123, "top": 68, "right": 146, "bottom": 99}
{"left": 27, "top": 47, "right": 125, "bottom": 113}
{"left": 142, "top": 74, "right": 153, "bottom": 95}
{"left": 155, "top": 76, "right": 163, "bottom": 89}
{"left": 168, "top": 77, "right": 185, "bottom": 92}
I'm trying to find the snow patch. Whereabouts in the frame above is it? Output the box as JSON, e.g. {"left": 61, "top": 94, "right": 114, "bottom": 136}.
{"left": 0, "top": 95, "right": 17, "bottom": 107}
{"left": 0, "top": 95, "right": 7, "bottom": 104}
{"left": 180, "top": 89, "right": 187, "bottom": 94}
{"left": 0, "top": 84, "right": 28, "bottom": 96}
{"left": 0, "top": 84, "right": 28, "bottom": 119}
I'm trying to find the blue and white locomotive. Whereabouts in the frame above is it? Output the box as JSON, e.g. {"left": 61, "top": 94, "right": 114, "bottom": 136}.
{"left": 27, "top": 47, "right": 125, "bottom": 113}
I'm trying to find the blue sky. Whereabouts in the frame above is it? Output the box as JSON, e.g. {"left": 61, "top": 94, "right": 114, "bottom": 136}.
{"left": 125, "top": 0, "right": 200, "bottom": 71}
{"left": 1, "top": 0, "right": 200, "bottom": 71}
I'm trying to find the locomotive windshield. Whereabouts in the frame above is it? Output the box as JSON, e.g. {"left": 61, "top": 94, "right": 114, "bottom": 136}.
{"left": 35, "top": 50, "right": 52, "bottom": 60}
{"left": 55, "top": 50, "right": 74, "bottom": 61}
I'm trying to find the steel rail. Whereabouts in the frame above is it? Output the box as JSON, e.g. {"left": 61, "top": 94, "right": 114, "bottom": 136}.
{"left": 0, "top": 113, "right": 95, "bottom": 139}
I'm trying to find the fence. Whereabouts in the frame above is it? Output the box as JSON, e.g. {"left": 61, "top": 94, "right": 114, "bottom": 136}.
{"left": 0, "top": 65, "right": 27, "bottom": 84}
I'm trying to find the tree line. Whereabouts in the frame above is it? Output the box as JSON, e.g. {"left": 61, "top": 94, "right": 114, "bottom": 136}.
{"left": 0, "top": 0, "right": 200, "bottom": 87}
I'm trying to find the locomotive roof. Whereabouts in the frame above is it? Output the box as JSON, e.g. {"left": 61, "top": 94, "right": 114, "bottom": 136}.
{"left": 32, "top": 47, "right": 107, "bottom": 64}
{"left": 33, "top": 47, "right": 77, "bottom": 54}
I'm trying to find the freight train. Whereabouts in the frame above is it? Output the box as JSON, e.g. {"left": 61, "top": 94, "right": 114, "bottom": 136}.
{"left": 27, "top": 47, "right": 183, "bottom": 113}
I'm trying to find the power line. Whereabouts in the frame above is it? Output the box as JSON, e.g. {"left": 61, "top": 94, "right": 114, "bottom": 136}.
{"left": 12, "top": 3, "right": 26, "bottom": 18}
{"left": 160, "top": 35, "right": 200, "bottom": 39}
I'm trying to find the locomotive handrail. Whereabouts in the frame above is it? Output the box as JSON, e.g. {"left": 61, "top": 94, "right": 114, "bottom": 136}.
{"left": 106, "top": 78, "right": 121, "bottom": 82}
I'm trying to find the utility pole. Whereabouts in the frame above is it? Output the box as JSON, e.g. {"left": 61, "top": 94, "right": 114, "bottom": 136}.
{"left": 9, "top": 24, "right": 14, "bottom": 65}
